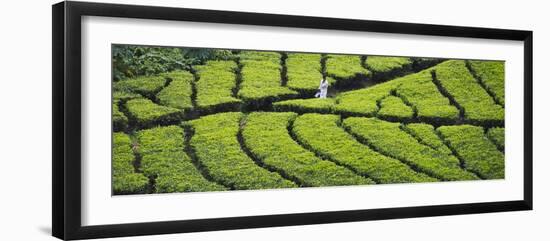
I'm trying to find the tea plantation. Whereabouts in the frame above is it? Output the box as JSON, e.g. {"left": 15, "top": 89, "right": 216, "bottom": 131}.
{"left": 112, "top": 52, "right": 505, "bottom": 195}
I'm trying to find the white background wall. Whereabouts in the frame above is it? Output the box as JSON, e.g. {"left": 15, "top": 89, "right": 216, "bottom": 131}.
{"left": 0, "top": 0, "right": 547, "bottom": 240}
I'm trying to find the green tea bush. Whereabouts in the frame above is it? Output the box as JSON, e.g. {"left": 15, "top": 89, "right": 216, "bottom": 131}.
{"left": 156, "top": 70, "right": 194, "bottom": 110}
{"left": 112, "top": 45, "right": 232, "bottom": 81}
{"left": 238, "top": 51, "right": 297, "bottom": 106}
{"left": 437, "top": 125, "right": 505, "bottom": 179}
{"left": 411, "top": 57, "right": 444, "bottom": 71}
{"left": 468, "top": 60, "right": 505, "bottom": 106}
{"left": 273, "top": 98, "right": 335, "bottom": 114}
{"left": 113, "top": 75, "right": 166, "bottom": 99}
{"left": 275, "top": 60, "right": 487, "bottom": 125}
{"left": 112, "top": 45, "right": 190, "bottom": 81}
{"left": 366, "top": 56, "right": 412, "bottom": 73}
{"left": 377, "top": 95, "right": 414, "bottom": 121}
{"left": 113, "top": 101, "right": 128, "bottom": 131}
{"left": 136, "top": 126, "right": 226, "bottom": 193}
{"left": 285, "top": 53, "right": 323, "bottom": 93}
{"left": 112, "top": 132, "right": 149, "bottom": 194}
{"left": 325, "top": 54, "right": 370, "bottom": 84}
{"left": 335, "top": 79, "right": 402, "bottom": 116}
{"left": 113, "top": 91, "right": 142, "bottom": 102}
{"left": 242, "top": 112, "right": 374, "bottom": 186}
{"left": 136, "top": 125, "right": 185, "bottom": 154}
{"left": 402, "top": 123, "right": 453, "bottom": 155}
{"left": 239, "top": 51, "right": 281, "bottom": 61}
{"left": 292, "top": 114, "right": 436, "bottom": 183}
{"left": 487, "top": 127, "right": 505, "bottom": 150}
{"left": 365, "top": 56, "right": 412, "bottom": 80}
{"left": 194, "top": 60, "right": 241, "bottom": 114}
{"left": 434, "top": 60, "right": 504, "bottom": 124}
{"left": 189, "top": 112, "right": 297, "bottom": 190}
{"left": 125, "top": 98, "right": 183, "bottom": 128}
{"left": 343, "top": 117, "right": 478, "bottom": 181}
{"left": 395, "top": 70, "right": 459, "bottom": 123}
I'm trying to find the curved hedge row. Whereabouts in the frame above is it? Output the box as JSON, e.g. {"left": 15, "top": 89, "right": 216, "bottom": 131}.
{"left": 125, "top": 98, "right": 183, "bottom": 128}
{"left": 272, "top": 60, "right": 506, "bottom": 126}
{"left": 272, "top": 73, "right": 405, "bottom": 116}
{"left": 487, "top": 127, "right": 505, "bottom": 151}
{"left": 113, "top": 101, "right": 128, "bottom": 132}
{"left": 189, "top": 112, "right": 297, "bottom": 190}
{"left": 468, "top": 60, "right": 505, "bottom": 106}
{"left": 136, "top": 126, "right": 226, "bottom": 193}
{"left": 402, "top": 123, "right": 453, "bottom": 156}
{"left": 238, "top": 51, "right": 297, "bottom": 107}
{"left": 325, "top": 54, "right": 370, "bottom": 82}
{"left": 434, "top": 60, "right": 504, "bottom": 124}
{"left": 242, "top": 112, "right": 374, "bottom": 187}
{"left": 437, "top": 125, "right": 504, "bottom": 179}
{"left": 113, "top": 90, "right": 142, "bottom": 102}
{"left": 112, "top": 132, "right": 149, "bottom": 194}
{"left": 343, "top": 117, "right": 478, "bottom": 181}
{"left": 285, "top": 53, "right": 324, "bottom": 93}
{"left": 365, "top": 56, "right": 412, "bottom": 81}
{"left": 156, "top": 70, "right": 194, "bottom": 110}
{"left": 395, "top": 70, "right": 459, "bottom": 123}
{"left": 114, "top": 75, "right": 166, "bottom": 99}
{"left": 273, "top": 98, "right": 336, "bottom": 114}
{"left": 335, "top": 79, "right": 402, "bottom": 116}
{"left": 377, "top": 95, "right": 414, "bottom": 121}
{"left": 292, "top": 114, "right": 436, "bottom": 183}
{"left": 194, "top": 60, "right": 241, "bottom": 113}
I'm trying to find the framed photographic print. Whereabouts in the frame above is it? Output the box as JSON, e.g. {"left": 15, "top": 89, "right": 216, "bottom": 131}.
{"left": 52, "top": 1, "right": 533, "bottom": 240}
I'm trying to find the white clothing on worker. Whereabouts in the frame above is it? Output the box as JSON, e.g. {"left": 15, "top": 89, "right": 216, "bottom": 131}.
{"left": 316, "top": 78, "right": 329, "bottom": 99}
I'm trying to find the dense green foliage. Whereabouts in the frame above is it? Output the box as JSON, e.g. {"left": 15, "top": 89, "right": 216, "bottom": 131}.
{"left": 343, "top": 118, "right": 478, "bottom": 181}
{"left": 137, "top": 125, "right": 185, "bottom": 154}
{"left": 114, "top": 75, "right": 166, "bottom": 99}
{"left": 125, "top": 98, "right": 183, "bottom": 127}
{"left": 272, "top": 66, "right": 459, "bottom": 123}
{"left": 377, "top": 95, "right": 414, "bottom": 120}
{"left": 113, "top": 91, "right": 142, "bottom": 102}
{"left": 402, "top": 123, "right": 453, "bottom": 155}
{"left": 335, "top": 79, "right": 402, "bottom": 116}
{"left": 366, "top": 56, "right": 412, "bottom": 73}
{"left": 412, "top": 57, "right": 444, "bottom": 70}
{"left": 365, "top": 56, "right": 412, "bottom": 80}
{"left": 292, "top": 114, "right": 436, "bottom": 183}
{"left": 189, "top": 112, "right": 297, "bottom": 189}
{"left": 238, "top": 51, "right": 297, "bottom": 104}
{"left": 194, "top": 60, "right": 241, "bottom": 113}
{"left": 156, "top": 70, "right": 194, "bottom": 110}
{"left": 273, "top": 71, "right": 416, "bottom": 117}
{"left": 112, "top": 133, "right": 149, "bottom": 194}
{"left": 487, "top": 127, "right": 505, "bottom": 150}
{"left": 469, "top": 60, "right": 505, "bottom": 106}
{"left": 285, "top": 53, "right": 324, "bottom": 92}
{"left": 112, "top": 45, "right": 234, "bottom": 81}
{"left": 112, "top": 101, "right": 128, "bottom": 131}
{"left": 112, "top": 49, "right": 506, "bottom": 195}
{"left": 112, "top": 46, "right": 191, "bottom": 81}
{"left": 325, "top": 54, "right": 370, "bottom": 80}
{"left": 273, "top": 98, "right": 335, "bottom": 114}
{"left": 395, "top": 70, "right": 459, "bottom": 122}
{"left": 242, "top": 112, "right": 374, "bottom": 186}
{"left": 136, "top": 126, "right": 226, "bottom": 192}
{"left": 435, "top": 60, "right": 504, "bottom": 124}
{"left": 438, "top": 125, "right": 504, "bottom": 179}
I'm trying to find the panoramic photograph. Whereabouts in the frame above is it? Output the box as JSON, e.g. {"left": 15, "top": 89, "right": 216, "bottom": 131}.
{"left": 111, "top": 44, "right": 505, "bottom": 195}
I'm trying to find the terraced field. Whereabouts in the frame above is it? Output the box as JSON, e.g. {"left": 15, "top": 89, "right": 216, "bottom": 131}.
{"left": 112, "top": 50, "right": 505, "bottom": 195}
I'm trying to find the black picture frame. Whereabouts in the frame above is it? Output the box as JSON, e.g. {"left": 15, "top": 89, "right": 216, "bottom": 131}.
{"left": 52, "top": 1, "right": 533, "bottom": 240}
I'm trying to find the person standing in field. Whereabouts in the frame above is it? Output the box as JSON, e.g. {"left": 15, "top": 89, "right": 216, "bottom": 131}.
{"left": 315, "top": 78, "right": 329, "bottom": 99}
